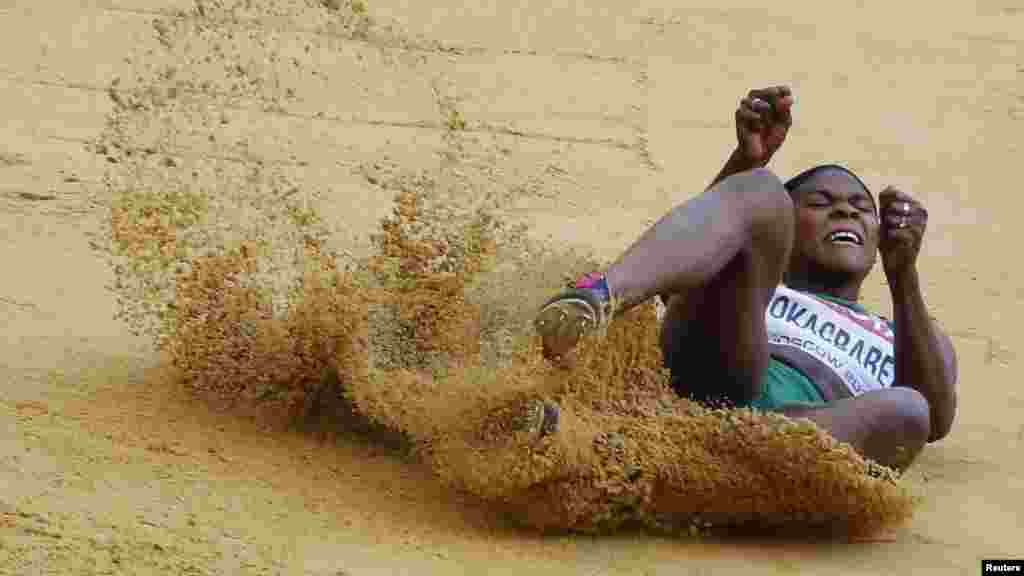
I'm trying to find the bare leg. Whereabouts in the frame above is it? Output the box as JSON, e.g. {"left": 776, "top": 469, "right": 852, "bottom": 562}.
{"left": 777, "top": 387, "right": 931, "bottom": 471}
{"left": 604, "top": 168, "right": 795, "bottom": 405}
{"left": 606, "top": 168, "right": 793, "bottom": 314}
{"left": 536, "top": 168, "right": 792, "bottom": 403}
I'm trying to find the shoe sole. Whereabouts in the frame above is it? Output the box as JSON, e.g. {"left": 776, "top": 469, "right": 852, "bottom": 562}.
{"left": 534, "top": 288, "right": 607, "bottom": 359}
{"left": 514, "top": 399, "right": 560, "bottom": 439}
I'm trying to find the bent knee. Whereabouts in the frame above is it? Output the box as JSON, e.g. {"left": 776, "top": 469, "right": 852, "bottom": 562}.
{"left": 717, "top": 168, "right": 794, "bottom": 249}
{"left": 721, "top": 168, "right": 791, "bottom": 210}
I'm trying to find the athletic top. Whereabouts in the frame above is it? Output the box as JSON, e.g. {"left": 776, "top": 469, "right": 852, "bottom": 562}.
{"left": 765, "top": 284, "right": 896, "bottom": 402}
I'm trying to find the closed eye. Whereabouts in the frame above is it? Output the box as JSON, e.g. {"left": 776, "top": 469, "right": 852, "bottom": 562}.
{"left": 804, "top": 190, "right": 876, "bottom": 213}
{"left": 803, "top": 191, "right": 830, "bottom": 208}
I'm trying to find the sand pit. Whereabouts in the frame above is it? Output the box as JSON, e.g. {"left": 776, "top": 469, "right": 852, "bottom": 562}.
{"left": 2, "top": 0, "right": 1021, "bottom": 573}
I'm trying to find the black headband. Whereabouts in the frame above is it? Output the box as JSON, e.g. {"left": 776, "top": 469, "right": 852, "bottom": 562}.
{"left": 783, "top": 164, "right": 873, "bottom": 197}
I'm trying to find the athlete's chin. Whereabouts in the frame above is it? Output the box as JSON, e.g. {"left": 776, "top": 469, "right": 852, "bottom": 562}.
{"left": 824, "top": 263, "right": 873, "bottom": 281}
{"left": 815, "top": 256, "right": 875, "bottom": 280}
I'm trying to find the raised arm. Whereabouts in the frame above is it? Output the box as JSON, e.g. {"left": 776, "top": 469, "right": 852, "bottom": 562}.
{"left": 708, "top": 86, "right": 794, "bottom": 189}
{"left": 653, "top": 86, "right": 794, "bottom": 311}
{"left": 878, "top": 187, "right": 959, "bottom": 441}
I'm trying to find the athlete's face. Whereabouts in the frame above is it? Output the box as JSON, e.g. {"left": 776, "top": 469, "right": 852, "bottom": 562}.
{"left": 790, "top": 170, "right": 879, "bottom": 280}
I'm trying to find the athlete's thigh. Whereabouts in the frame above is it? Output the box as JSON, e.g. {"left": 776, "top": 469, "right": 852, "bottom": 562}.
{"left": 660, "top": 247, "right": 784, "bottom": 406}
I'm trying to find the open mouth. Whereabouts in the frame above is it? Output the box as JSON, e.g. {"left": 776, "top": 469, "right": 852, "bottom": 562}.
{"left": 826, "top": 230, "right": 863, "bottom": 246}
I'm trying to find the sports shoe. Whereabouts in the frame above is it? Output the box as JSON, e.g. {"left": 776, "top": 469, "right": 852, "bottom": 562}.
{"left": 534, "top": 272, "right": 616, "bottom": 360}
{"left": 482, "top": 397, "right": 560, "bottom": 442}
{"left": 513, "top": 398, "right": 561, "bottom": 439}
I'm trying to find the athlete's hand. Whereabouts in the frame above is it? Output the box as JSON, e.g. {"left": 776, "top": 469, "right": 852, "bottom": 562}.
{"left": 879, "top": 187, "right": 928, "bottom": 282}
{"left": 735, "top": 86, "right": 794, "bottom": 167}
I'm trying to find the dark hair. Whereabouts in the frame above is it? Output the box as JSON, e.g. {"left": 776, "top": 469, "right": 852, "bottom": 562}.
{"left": 784, "top": 164, "right": 872, "bottom": 197}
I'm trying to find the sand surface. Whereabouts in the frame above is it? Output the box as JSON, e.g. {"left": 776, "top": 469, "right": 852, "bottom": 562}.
{"left": 1, "top": 0, "right": 1021, "bottom": 573}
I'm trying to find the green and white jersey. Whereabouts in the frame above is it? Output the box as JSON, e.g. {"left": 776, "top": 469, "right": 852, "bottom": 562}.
{"left": 765, "top": 284, "right": 896, "bottom": 402}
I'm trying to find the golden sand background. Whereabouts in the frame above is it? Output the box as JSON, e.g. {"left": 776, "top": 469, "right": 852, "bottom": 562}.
{"left": 1, "top": 0, "right": 1021, "bottom": 573}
